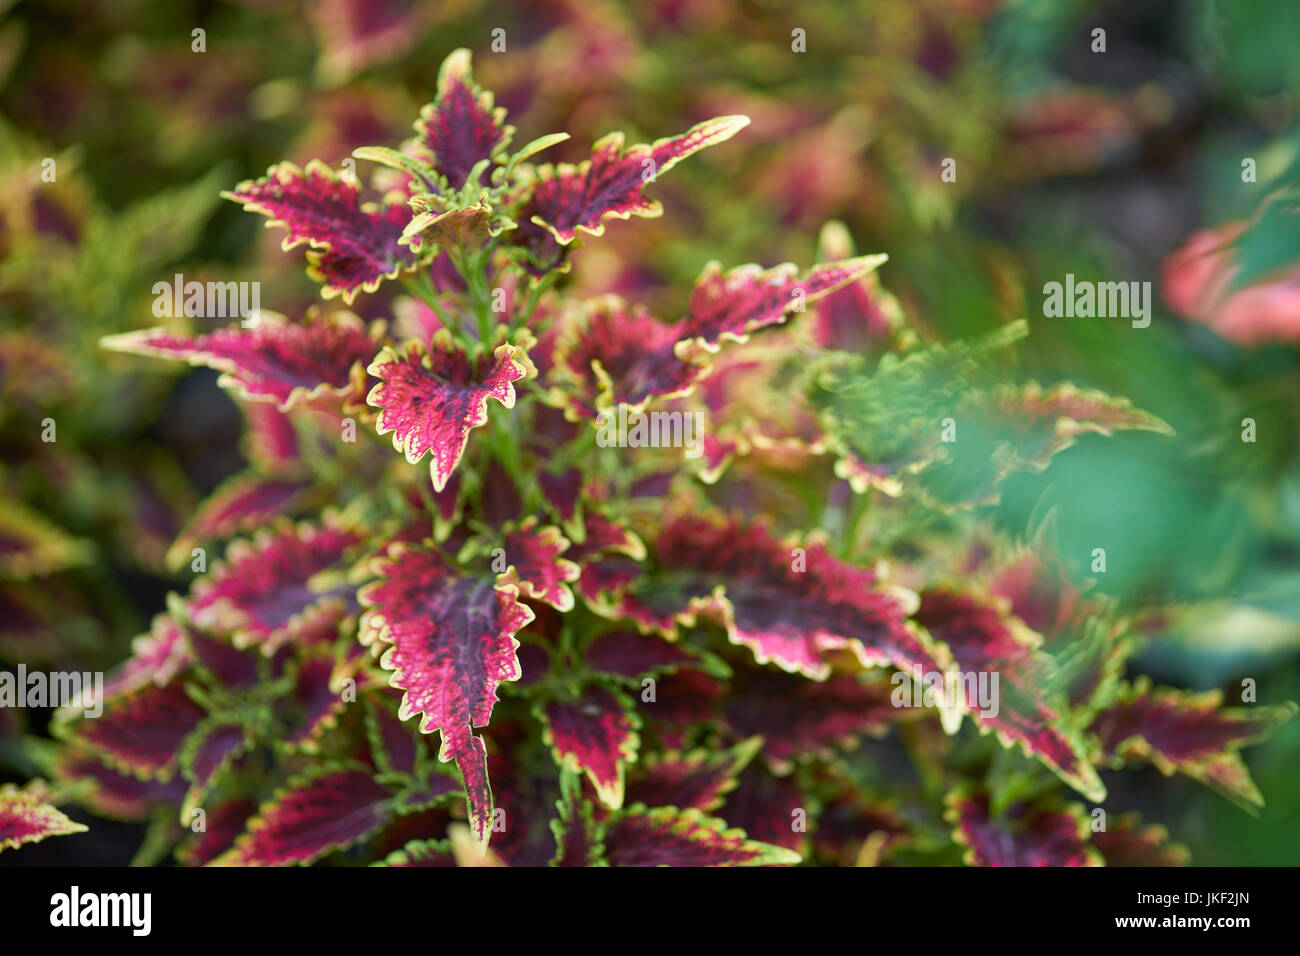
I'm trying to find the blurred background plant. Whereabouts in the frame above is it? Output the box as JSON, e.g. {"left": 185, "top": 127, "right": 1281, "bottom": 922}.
{"left": 1, "top": 0, "right": 1297, "bottom": 863}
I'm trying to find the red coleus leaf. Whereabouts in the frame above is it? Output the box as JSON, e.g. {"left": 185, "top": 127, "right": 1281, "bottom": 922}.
{"left": 364, "top": 693, "right": 420, "bottom": 778}
{"left": 102, "top": 312, "right": 380, "bottom": 411}
{"left": 242, "top": 401, "right": 301, "bottom": 473}
{"left": 624, "top": 737, "right": 759, "bottom": 813}
{"left": 410, "top": 49, "right": 513, "bottom": 190}
{"left": 0, "top": 785, "right": 86, "bottom": 853}
{"left": 279, "top": 653, "right": 348, "bottom": 752}
{"left": 639, "top": 669, "right": 725, "bottom": 749}
{"left": 1090, "top": 678, "right": 1297, "bottom": 810}
{"left": 725, "top": 669, "right": 909, "bottom": 771}
{"left": 101, "top": 613, "right": 192, "bottom": 703}
{"left": 676, "top": 256, "right": 888, "bottom": 356}
{"left": 539, "top": 685, "right": 642, "bottom": 809}
{"left": 1090, "top": 811, "right": 1190, "bottom": 867}
{"left": 553, "top": 296, "right": 709, "bottom": 417}
{"left": 367, "top": 331, "right": 530, "bottom": 493}
{"left": 188, "top": 517, "right": 363, "bottom": 654}
{"left": 945, "top": 789, "right": 1100, "bottom": 867}
{"left": 914, "top": 588, "right": 1106, "bottom": 802}
{"left": 168, "top": 473, "right": 314, "bottom": 567}
{"left": 358, "top": 543, "right": 534, "bottom": 846}
{"left": 603, "top": 804, "right": 800, "bottom": 867}
{"left": 976, "top": 381, "right": 1173, "bottom": 465}
{"left": 57, "top": 753, "right": 187, "bottom": 823}
{"left": 216, "top": 765, "right": 395, "bottom": 866}
{"left": 223, "top": 160, "right": 422, "bottom": 300}
{"left": 811, "top": 221, "right": 901, "bottom": 356}
{"left": 598, "top": 513, "right": 933, "bottom": 681}
{"left": 68, "top": 682, "right": 206, "bottom": 781}
{"left": 550, "top": 772, "right": 606, "bottom": 867}
{"left": 526, "top": 115, "right": 749, "bottom": 245}
{"left": 177, "top": 798, "right": 258, "bottom": 866}
{"left": 180, "top": 716, "right": 255, "bottom": 818}
{"left": 493, "top": 517, "right": 581, "bottom": 612}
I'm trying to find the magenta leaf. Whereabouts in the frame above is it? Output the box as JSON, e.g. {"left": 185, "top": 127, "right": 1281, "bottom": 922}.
{"left": 491, "top": 517, "right": 581, "bottom": 612}
{"left": 168, "top": 473, "right": 314, "bottom": 566}
{"left": 526, "top": 115, "right": 750, "bottom": 244}
{"left": 722, "top": 764, "right": 807, "bottom": 855}
{"left": 540, "top": 685, "right": 641, "bottom": 809}
{"left": 550, "top": 772, "right": 606, "bottom": 867}
{"left": 600, "top": 514, "right": 934, "bottom": 681}
{"left": 625, "top": 737, "right": 760, "bottom": 813}
{"left": 725, "top": 669, "right": 912, "bottom": 772}
{"left": 359, "top": 543, "right": 533, "bottom": 846}
{"left": 0, "top": 785, "right": 87, "bottom": 853}
{"left": 67, "top": 682, "right": 206, "bottom": 781}
{"left": 367, "top": 332, "right": 530, "bottom": 493}
{"left": 177, "top": 798, "right": 258, "bottom": 866}
{"left": 57, "top": 754, "right": 187, "bottom": 823}
{"left": 223, "top": 160, "right": 422, "bottom": 300}
{"left": 1091, "top": 678, "right": 1297, "bottom": 810}
{"left": 180, "top": 716, "right": 256, "bottom": 818}
{"left": 677, "top": 256, "right": 888, "bottom": 355}
{"left": 945, "top": 789, "right": 1100, "bottom": 867}
{"left": 188, "top": 516, "right": 363, "bottom": 654}
{"left": 216, "top": 765, "right": 395, "bottom": 866}
{"left": 1090, "top": 811, "right": 1190, "bottom": 867}
{"left": 553, "top": 296, "right": 708, "bottom": 417}
{"left": 915, "top": 588, "right": 1106, "bottom": 802}
{"left": 102, "top": 312, "right": 380, "bottom": 411}
{"left": 603, "top": 804, "right": 800, "bottom": 867}
{"left": 409, "top": 49, "right": 513, "bottom": 190}
{"left": 585, "top": 628, "right": 705, "bottom": 679}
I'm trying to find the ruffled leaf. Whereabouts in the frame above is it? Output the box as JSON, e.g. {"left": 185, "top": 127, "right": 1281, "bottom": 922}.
{"left": 0, "top": 784, "right": 87, "bottom": 853}
{"left": 915, "top": 588, "right": 1106, "bottom": 802}
{"left": 1090, "top": 678, "right": 1297, "bottom": 811}
{"left": 102, "top": 312, "right": 380, "bottom": 411}
{"left": 539, "top": 685, "right": 641, "bottom": 809}
{"left": 598, "top": 514, "right": 933, "bottom": 681}
{"left": 215, "top": 765, "right": 395, "bottom": 866}
{"left": 526, "top": 115, "right": 749, "bottom": 244}
{"left": 603, "top": 804, "right": 800, "bottom": 867}
{"left": 553, "top": 296, "right": 708, "bottom": 417}
{"left": 188, "top": 517, "right": 363, "bottom": 654}
{"left": 168, "top": 473, "right": 314, "bottom": 568}
{"left": 359, "top": 543, "right": 533, "bottom": 845}
{"left": 66, "top": 682, "right": 206, "bottom": 781}
{"left": 492, "top": 517, "right": 580, "bottom": 612}
{"left": 945, "top": 789, "right": 1100, "bottom": 867}
{"left": 625, "top": 737, "right": 759, "bottom": 812}
{"left": 367, "top": 331, "right": 530, "bottom": 493}
{"left": 223, "top": 160, "right": 422, "bottom": 300}
{"left": 677, "top": 256, "right": 888, "bottom": 356}
{"left": 1091, "top": 811, "right": 1190, "bottom": 867}
{"left": 410, "top": 49, "right": 513, "bottom": 190}
{"left": 725, "top": 669, "right": 912, "bottom": 773}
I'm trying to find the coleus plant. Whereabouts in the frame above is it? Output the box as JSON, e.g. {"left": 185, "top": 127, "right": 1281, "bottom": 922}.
{"left": 29, "top": 49, "right": 1293, "bottom": 867}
